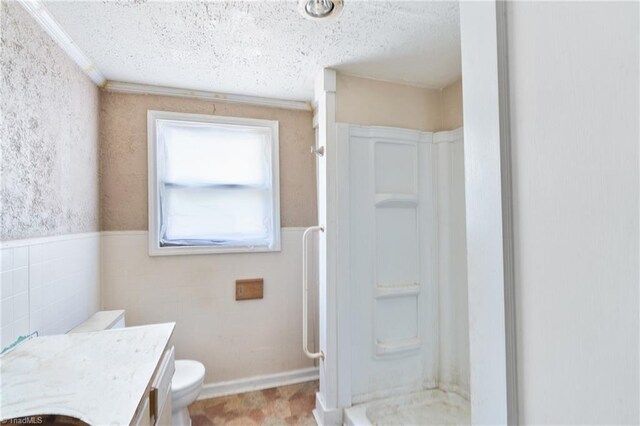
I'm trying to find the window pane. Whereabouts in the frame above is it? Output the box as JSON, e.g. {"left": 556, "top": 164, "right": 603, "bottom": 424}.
{"left": 160, "top": 186, "right": 273, "bottom": 247}
{"left": 150, "top": 113, "right": 279, "bottom": 253}
{"left": 158, "top": 120, "right": 271, "bottom": 187}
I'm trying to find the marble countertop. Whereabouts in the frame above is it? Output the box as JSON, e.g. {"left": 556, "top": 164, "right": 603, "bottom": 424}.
{"left": 0, "top": 322, "right": 175, "bottom": 425}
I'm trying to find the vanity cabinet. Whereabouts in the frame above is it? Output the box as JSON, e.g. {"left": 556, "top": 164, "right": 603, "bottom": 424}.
{"left": 1, "top": 323, "right": 176, "bottom": 426}
{"left": 133, "top": 345, "right": 175, "bottom": 426}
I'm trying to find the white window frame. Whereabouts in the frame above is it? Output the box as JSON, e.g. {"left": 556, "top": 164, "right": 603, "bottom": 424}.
{"left": 147, "top": 110, "right": 281, "bottom": 256}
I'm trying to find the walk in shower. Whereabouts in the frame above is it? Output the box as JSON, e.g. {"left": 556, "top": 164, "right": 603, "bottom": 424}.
{"left": 305, "top": 72, "right": 471, "bottom": 424}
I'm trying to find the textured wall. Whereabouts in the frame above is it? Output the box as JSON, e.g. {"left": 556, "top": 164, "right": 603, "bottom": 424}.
{"left": 99, "top": 92, "right": 317, "bottom": 230}
{"left": 441, "top": 79, "right": 463, "bottom": 130}
{"left": 0, "top": 1, "right": 99, "bottom": 241}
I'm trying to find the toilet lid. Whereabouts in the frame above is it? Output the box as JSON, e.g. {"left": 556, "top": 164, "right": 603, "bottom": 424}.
{"left": 172, "top": 360, "right": 205, "bottom": 393}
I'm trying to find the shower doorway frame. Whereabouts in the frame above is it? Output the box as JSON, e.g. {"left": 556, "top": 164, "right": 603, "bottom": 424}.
{"left": 311, "top": 1, "right": 518, "bottom": 424}
{"left": 458, "top": 1, "right": 518, "bottom": 424}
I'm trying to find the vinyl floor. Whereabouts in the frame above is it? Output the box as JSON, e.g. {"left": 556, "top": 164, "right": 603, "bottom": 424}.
{"left": 189, "top": 380, "right": 318, "bottom": 426}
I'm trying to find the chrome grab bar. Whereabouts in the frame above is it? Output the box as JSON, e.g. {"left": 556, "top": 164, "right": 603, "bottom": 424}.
{"left": 302, "top": 225, "right": 325, "bottom": 360}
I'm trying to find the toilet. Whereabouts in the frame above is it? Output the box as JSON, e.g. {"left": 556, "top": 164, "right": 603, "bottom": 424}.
{"left": 171, "top": 359, "right": 205, "bottom": 425}
{"left": 69, "top": 310, "right": 205, "bottom": 426}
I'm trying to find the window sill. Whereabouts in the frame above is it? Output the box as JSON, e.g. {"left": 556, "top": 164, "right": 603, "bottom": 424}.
{"left": 148, "top": 243, "right": 281, "bottom": 256}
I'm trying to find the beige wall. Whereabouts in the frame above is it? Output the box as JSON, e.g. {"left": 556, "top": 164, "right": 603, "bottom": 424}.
{"left": 441, "top": 79, "right": 463, "bottom": 130}
{"left": 0, "top": 1, "right": 99, "bottom": 240}
{"left": 99, "top": 92, "right": 317, "bottom": 230}
{"left": 99, "top": 93, "right": 320, "bottom": 384}
{"left": 335, "top": 74, "right": 462, "bottom": 132}
{"left": 336, "top": 74, "right": 443, "bottom": 131}
{"left": 101, "top": 229, "right": 316, "bottom": 384}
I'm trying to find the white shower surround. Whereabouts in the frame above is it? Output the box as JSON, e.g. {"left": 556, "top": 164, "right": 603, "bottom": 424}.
{"left": 343, "top": 125, "right": 440, "bottom": 405}
{"left": 314, "top": 111, "right": 469, "bottom": 424}
{"left": 311, "top": 70, "right": 472, "bottom": 425}
{"left": 435, "top": 128, "right": 470, "bottom": 399}
{"left": 334, "top": 125, "right": 468, "bottom": 409}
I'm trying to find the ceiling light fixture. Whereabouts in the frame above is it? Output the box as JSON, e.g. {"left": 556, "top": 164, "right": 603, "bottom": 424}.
{"left": 298, "top": 0, "right": 344, "bottom": 21}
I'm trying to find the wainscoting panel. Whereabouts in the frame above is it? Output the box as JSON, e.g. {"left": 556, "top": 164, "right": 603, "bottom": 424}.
{"left": 0, "top": 232, "right": 100, "bottom": 349}
{"left": 101, "top": 228, "right": 319, "bottom": 385}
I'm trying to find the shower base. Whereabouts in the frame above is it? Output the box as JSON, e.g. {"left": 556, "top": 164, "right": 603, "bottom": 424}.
{"left": 344, "top": 389, "right": 470, "bottom": 426}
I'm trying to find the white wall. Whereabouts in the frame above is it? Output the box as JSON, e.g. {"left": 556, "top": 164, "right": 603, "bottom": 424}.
{"left": 507, "top": 2, "right": 639, "bottom": 423}
{"left": 101, "top": 229, "right": 317, "bottom": 385}
{"left": 435, "top": 130, "right": 470, "bottom": 398}
{"left": 0, "top": 234, "right": 101, "bottom": 349}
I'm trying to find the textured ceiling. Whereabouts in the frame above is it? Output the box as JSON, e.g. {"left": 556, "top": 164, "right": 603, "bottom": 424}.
{"left": 43, "top": 0, "right": 461, "bottom": 101}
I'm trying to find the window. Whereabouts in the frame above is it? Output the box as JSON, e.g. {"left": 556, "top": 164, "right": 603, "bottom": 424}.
{"left": 147, "top": 110, "right": 280, "bottom": 255}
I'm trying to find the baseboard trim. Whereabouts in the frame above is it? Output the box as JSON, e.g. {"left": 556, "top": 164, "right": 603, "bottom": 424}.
{"left": 313, "top": 392, "right": 343, "bottom": 426}
{"left": 197, "top": 367, "right": 319, "bottom": 401}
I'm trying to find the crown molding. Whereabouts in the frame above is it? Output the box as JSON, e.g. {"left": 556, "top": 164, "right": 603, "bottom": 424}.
{"left": 104, "top": 81, "right": 313, "bottom": 112}
{"left": 17, "top": 0, "right": 312, "bottom": 112}
{"left": 17, "top": 0, "right": 106, "bottom": 87}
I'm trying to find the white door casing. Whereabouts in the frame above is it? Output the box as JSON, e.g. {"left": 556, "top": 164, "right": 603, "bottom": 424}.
{"left": 460, "top": 1, "right": 518, "bottom": 423}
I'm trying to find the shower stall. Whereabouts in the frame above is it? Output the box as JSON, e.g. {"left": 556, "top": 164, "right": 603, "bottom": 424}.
{"left": 305, "top": 70, "right": 471, "bottom": 425}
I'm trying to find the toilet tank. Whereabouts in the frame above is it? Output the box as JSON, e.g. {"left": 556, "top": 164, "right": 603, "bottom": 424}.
{"left": 67, "top": 310, "right": 126, "bottom": 333}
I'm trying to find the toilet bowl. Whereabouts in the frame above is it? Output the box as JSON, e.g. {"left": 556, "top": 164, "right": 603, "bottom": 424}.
{"left": 171, "top": 359, "right": 206, "bottom": 426}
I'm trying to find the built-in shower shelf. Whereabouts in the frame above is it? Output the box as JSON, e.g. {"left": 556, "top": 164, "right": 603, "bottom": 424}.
{"left": 375, "top": 283, "right": 420, "bottom": 299}
{"left": 375, "top": 337, "right": 421, "bottom": 356}
{"left": 374, "top": 193, "right": 418, "bottom": 207}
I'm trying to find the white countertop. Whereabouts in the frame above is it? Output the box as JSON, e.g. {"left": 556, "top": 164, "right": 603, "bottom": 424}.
{"left": 0, "top": 322, "right": 175, "bottom": 425}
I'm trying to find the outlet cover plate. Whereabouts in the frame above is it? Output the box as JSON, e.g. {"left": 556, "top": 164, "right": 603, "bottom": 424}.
{"left": 236, "top": 278, "right": 264, "bottom": 300}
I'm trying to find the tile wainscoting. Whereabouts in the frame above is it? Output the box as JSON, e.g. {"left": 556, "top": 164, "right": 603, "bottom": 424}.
{"left": 0, "top": 233, "right": 100, "bottom": 349}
